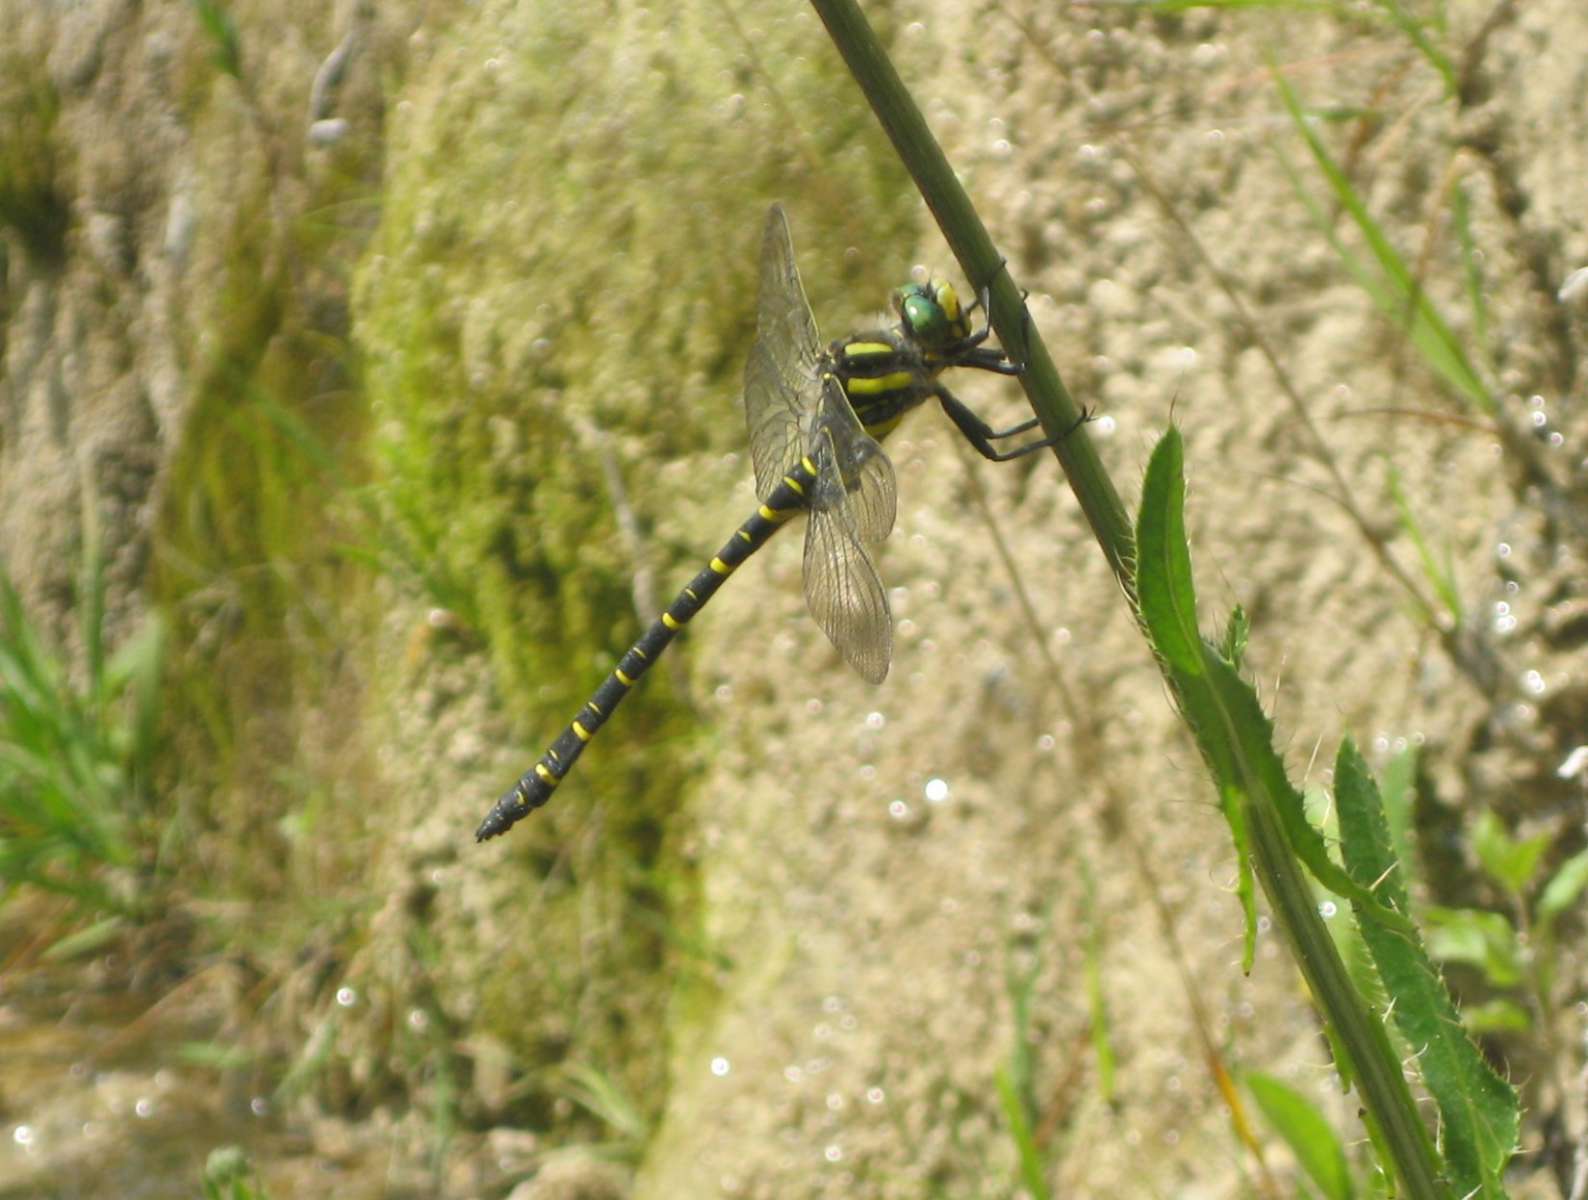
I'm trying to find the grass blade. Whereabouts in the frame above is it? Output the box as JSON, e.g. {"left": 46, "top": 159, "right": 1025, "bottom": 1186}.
{"left": 1273, "top": 74, "right": 1492, "bottom": 414}
{"left": 1246, "top": 1071, "right": 1355, "bottom": 1200}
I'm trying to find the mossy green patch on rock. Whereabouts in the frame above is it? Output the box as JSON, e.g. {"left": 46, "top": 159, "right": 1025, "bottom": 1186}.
{"left": 355, "top": 0, "right": 913, "bottom": 1138}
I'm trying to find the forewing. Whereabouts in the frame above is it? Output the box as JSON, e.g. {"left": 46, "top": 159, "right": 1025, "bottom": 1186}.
{"left": 744, "top": 339, "right": 808, "bottom": 501}
{"left": 744, "top": 204, "right": 824, "bottom": 499}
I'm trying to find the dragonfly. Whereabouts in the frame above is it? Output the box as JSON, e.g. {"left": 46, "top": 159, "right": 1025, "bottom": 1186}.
{"left": 476, "top": 203, "right": 1079, "bottom": 841}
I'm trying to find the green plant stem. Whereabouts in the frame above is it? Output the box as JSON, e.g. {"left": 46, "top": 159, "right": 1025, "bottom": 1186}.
{"left": 808, "top": 2, "right": 1447, "bottom": 1195}
{"left": 808, "top": 0, "right": 1133, "bottom": 592}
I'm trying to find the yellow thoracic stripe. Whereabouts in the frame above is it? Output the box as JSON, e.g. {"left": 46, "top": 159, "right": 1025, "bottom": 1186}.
{"left": 843, "top": 341, "right": 893, "bottom": 357}
{"left": 844, "top": 370, "right": 913, "bottom": 396}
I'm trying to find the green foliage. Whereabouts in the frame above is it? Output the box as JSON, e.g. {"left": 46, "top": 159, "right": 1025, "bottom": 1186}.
{"left": 0, "top": 54, "right": 70, "bottom": 265}
{"left": 1386, "top": 465, "right": 1463, "bottom": 625}
{"left": 1245, "top": 1072, "right": 1354, "bottom": 1200}
{"left": 1335, "top": 741, "right": 1519, "bottom": 1198}
{"left": 190, "top": 0, "right": 243, "bottom": 80}
{"left": 1132, "top": 426, "right": 1449, "bottom": 1194}
{"left": 557, "top": 1062, "right": 650, "bottom": 1162}
{"left": 998, "top": 943, "right": 1048, "bottom": 1200}
{"left": 1274, "top": 73, "right": 1492, "bottom": 415}
{"left": 0, "top": 516, "right": 163, "bottom": 918}
{"left": 1422, "top": 813, "right": 1588, "bottom": 1033}
{"left": 202, "top": 1146, "right": 269, "bottom": 1200}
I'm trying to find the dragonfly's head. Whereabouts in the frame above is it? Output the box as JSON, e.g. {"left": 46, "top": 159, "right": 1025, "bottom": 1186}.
{"left": 893, "top": 279, "right": 971, "bottom": 351}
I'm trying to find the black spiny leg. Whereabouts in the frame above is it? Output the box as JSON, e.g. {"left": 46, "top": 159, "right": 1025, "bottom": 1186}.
{"left": 936, "top": 384, "right": 1091, "bottom": 462}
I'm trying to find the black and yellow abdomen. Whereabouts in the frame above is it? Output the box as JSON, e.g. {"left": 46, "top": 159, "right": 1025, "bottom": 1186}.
{"left": 475, "top": 456, "right": 820, "bottom": 841}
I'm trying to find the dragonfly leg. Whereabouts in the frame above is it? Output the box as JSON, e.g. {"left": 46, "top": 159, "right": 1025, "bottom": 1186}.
{"left": 935, "top": 384, "right": 1091, "bottom": 462}
{"left": 954, "top": 266, "right": 1030, "bottom": 375}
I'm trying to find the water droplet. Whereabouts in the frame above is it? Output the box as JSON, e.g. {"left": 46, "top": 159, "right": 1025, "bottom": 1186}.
{"left": 824, "top": 1144, "right": 843, "bottom": 1163}
{"left": 710, "top": 1056, "right": 730, "bottom": 1077}
{"left": 1558, "top": 266, "right": 1588, "bottom": 304}
{"left": 407, "top": 1008, "right": 430, "bottom": 1032}
{"left": 888, "top": 800, "right": 910, "bottom": 820}
{"left": 13, "top": 1125, "right": 35, "bottom": 1147}
{"left": 336, "top": 986, "right": 357, "bottom": 1008}
{"left": 1523, "top": 670, "right": 1546, "bottom": 695}
{"left": 924, "top": 778, "right": 950, "bottom": 803}
{"left": 134, "top": 1097, "right": 154, "bottom": 1119}
{"left": 784, "top": 1065, "right": 803, "bottom": 1084}
{"left": 250, "top": 1096, "right": 270, "bottom": 1117}
{"left": 865, "top": 711, "right": 886, "bottom": 730}
{"left": 714, "top": 684, "right": 733, "bottom": 703}
{"left": 1319, "top": 900, "right": 1338, "bottom": 918}
{"left": 1556, "top": 746, "right": 1588, "bottom": 779}
{"left": 866, "top": 1086, "right": 885, "bottom": 1104}
{"left": 825, "top": 1092, "right": 845, "bottom": 1111}
{"left": 1036, "top": 733, "right": 1055, "bottom": 752}
{"left": 1496, "top": 542, "right": 1511, "bottom": 559}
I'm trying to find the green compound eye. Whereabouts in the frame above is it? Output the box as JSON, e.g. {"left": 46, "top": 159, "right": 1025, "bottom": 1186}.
{"left": 897, "top": 283, "right": 951, "bottom": 345}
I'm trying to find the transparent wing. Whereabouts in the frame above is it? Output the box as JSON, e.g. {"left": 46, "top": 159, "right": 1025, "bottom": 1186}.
{"left": 744, "top": 203, "right": 824, "bottom": 500}
{"left": 801, "top": 396, "right": 897, "bottom": 685}
{"left": 811, "top": 375, "right": 896, "bottom": 544}
{"left": 803, "top": 502, "right": 893, "bottom": 685}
